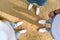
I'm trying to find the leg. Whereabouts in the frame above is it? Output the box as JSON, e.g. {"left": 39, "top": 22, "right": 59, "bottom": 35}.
{"left": 46, "top": 28, "right": 54, "bottom": 38}
{"left": 38, "top": 16, "right": 55, "bottom": 24}
{"left": 0, "top": 21, "right": 16, "bottom": 40}
{"left": 52, "top": 14, "right": 60, "bottom": 40}
{"left": 35, "top": 0, "right": 47, "bottom": 15}
{"left": 0, "top": 21, "right": 8, "bottom": 40}
{"left": 6, "top": 21, "right": 24, "bottom": 39}
{"left": 8, "top": 21, "right": 26, "bottom": 39}
{"left": 0, "top": 31, "right": 8, "bottom": 40}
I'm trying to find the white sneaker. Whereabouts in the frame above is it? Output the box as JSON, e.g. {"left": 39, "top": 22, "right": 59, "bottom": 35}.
{"left": 17, "top": 29, "right": 27, "bottom": 38}
{"left": 36, "top": 7, "right": 40, "bottom": 15}
{"left": 19, "top": 29, "right": 27, "bottom": 34}
{"left": 38, "top": 28, "right": 46, "bottom": 32}
{"left": 14, "top": 21, "right": 23, "bottom": 28}
{"left": 28, "top": 4, "right": 33, "bottom": 10}
{"left": 38, "top": 20, "right": 46, "bottom": 24}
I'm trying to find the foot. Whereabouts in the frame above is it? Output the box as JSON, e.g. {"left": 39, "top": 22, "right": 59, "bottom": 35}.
{"left": 38, "top": 28, "right": 47, "bottom": 32}
{"left": 36, "top": 7, "right": 40, "bottom": 15}
{"left": 19, "top": 29, "right": 27, "bottom": 34}
{"left": 28, "top": 3, "right": 33, "bottom": 10}
{"left": 16, "top": 29, "right": 27, "bottom": 38}
{"left": 14, "top": 21, "right": 23, "bottom": 28}
{"left": 38, "top": 20, "right": 46, "bottom": 24}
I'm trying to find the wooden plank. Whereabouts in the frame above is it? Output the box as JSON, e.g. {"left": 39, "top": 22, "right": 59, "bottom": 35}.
{"left": 0, "top": 11, "right": 20, "bottom": 22}
{"left": 0, "top": 0, "right": 55, "bottom": 40}
{"left": 0, "top": 0, "right": 52, "bottom": 28}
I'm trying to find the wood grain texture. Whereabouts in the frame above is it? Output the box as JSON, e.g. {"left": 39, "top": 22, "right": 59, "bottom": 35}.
{"left": 0, "top": 0, "right": 60, "bottom": 40}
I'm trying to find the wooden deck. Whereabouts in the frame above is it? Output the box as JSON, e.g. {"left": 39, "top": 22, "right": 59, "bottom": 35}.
{"left": 0, "top": 0, "right": 60, "bottom": 40}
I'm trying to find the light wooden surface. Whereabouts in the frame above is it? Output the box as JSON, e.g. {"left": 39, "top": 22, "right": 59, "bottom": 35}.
{"left": 0, "top": 11, "right": 52, "bottom": 40}
{"left": 0, "top": 0, "right": 60, "bottom": 40}
{"left": 0, "top": 11, "right": 20, "bottom": 22}
{"left": 0, "top": 0, "right": 52, "bottom": 28}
